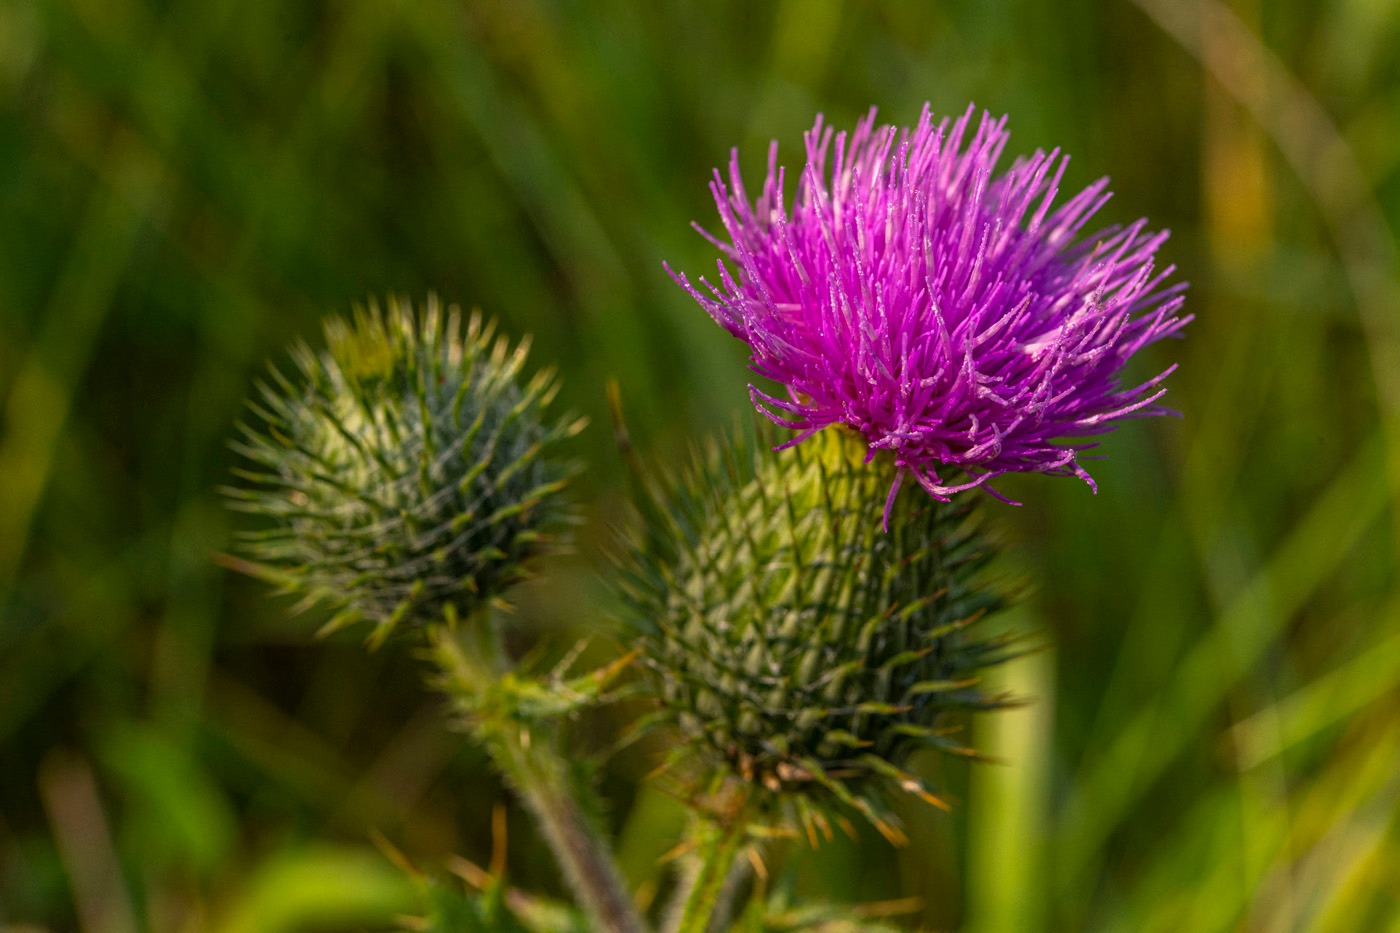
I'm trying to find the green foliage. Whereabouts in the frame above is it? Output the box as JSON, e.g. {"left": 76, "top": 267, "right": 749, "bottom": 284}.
{"left": 402, "top": 870, "right": 594, "bottom": 933}
{"left": 215, "top": 846, "right": 417, "bottom": 933}
{"left": 414, "top": 878, "right": 533, "bottom": 933}
{"left": 620, "top": 426, "right": 1016, "bottom": 834}
{"left": 743, "top": 903, "right": 910, "bottom": 933}
{"left": 2, "top": 0, "right": 1399, "bottom": 930}
{"left": 227, "top": 297, "right": 583, "bottom": 644}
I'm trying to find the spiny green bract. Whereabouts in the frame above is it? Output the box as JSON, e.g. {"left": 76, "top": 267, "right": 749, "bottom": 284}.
{"left": 618, "top": 426, "right": 1016, "bottom": 838}
{"left": 227, "top": 296, "right": 583, "bottom": 645}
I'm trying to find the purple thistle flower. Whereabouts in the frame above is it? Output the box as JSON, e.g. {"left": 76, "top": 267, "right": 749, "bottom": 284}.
{"left": 668, "top": 104, "right": 1190, "bottom": 528}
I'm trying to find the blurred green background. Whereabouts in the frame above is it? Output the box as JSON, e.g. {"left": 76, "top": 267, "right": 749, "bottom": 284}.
{"left": 2, "top": 0, "right": 1399, "bottom": 929}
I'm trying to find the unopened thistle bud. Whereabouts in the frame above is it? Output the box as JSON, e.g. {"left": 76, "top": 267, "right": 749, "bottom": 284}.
{"left": 619, "top": 427, "right": 1016, "bottom": 838}
{"left": 227, "top": 296, "right": 583, "bottom": 645}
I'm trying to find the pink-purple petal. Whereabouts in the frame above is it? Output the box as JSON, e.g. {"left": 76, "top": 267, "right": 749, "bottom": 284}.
{"left": 671, "top": 104, "right": 1187, "bottom": 518}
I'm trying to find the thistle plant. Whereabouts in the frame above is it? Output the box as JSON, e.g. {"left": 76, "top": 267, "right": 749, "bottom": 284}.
{"left": 225, "top": 102, "right": 1185, "bottom": 933}
{"left": 228, "top": 297, "right": 642, "bottom": 933}
{"left": 635, "top": 101, "right": 1186, "bottom": 929}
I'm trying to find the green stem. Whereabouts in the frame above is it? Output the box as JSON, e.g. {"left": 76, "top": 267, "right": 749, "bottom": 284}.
{"left": 495, "top": 725, "right": 644, "bottom": 933}
{"left": 672, "top": 812, "right": 749, "bottom": 933}
{"left": 428, "top": 623, "right": 645, "bottom": 933}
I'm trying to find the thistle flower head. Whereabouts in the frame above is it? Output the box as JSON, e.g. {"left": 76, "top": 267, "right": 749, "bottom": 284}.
{"left": 227, "top": 296, "right": 583, "bottom": 645}
{"left": 619, "top": 426, "right": 1014, "bottom": 839}
{"left": 669, "top": 104, "right": 1189, "bottom": 525}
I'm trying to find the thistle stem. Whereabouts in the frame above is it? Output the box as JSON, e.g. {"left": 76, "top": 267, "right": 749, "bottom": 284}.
{"left": 672, "top": 811, "right": 749, "bottom": 933}
{"left": 427, "top": 623, "right": 645, "bottom": 933}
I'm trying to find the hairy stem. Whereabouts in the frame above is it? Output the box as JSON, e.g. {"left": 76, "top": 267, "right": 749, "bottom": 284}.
{"left": 672, "top": 812, "right": 749, "bottom": 933}
{"left": 428, "top": 622, "right": 645, "bottom": 933}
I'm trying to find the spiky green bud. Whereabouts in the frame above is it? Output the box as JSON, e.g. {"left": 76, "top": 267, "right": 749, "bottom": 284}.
{"left": 227, "top": 296, "right": 583, "bottom": 645}
{"left": 619, "top": 426, "right": 1015, "bottom": 834}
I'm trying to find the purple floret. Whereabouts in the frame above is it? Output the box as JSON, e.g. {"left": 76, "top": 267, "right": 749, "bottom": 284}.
{"left": 669, "top": 104, "right": 1190, "bottom": 527}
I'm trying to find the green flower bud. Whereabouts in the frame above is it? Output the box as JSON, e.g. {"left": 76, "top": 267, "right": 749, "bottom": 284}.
{"left": 618, "top": 426, "right": 1015, "bottom": 838}
{"left": 227, "top": 296, "right": 583, "bottom": 645}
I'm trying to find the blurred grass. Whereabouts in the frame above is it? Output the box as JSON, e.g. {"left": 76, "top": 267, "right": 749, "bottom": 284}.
{"left": 1, "top": 0, "right": 1398, "bottom": 929}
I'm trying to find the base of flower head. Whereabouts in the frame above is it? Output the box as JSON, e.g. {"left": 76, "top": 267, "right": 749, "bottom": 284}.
{"left": 751, "top": 388, "right": 1124, "bottom": 526}
{"left": 617, "top": 421, "right": 1019, "bottom": 837}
